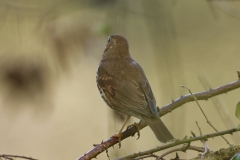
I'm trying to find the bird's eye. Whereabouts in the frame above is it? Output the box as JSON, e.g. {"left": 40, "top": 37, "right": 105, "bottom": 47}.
{"left": 108, "top": 37, "right": 111, "bottom": 42}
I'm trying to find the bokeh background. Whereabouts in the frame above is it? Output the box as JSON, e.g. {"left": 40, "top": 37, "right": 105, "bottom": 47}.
{"left": 0, "top": 0, "right": 240, "bottom": 159}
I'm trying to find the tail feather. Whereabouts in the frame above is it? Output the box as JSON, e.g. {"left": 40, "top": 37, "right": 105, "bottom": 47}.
{"left": 142, "top": 116, "right": 174, "bottom": 143}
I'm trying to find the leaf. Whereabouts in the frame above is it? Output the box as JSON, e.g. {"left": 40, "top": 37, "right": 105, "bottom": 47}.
{"left": 237, "top": 124, "right": 240, "bottom": 130}
{"left": 235, "top": 101, "right": 240, "bottom": 120}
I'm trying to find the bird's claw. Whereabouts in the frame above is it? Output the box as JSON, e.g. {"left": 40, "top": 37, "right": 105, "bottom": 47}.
{"left": 112, "top": 133, "right": 122, "bottom": 148}
{"left": 127, "top": 122, "right": 141, "bottom": 140}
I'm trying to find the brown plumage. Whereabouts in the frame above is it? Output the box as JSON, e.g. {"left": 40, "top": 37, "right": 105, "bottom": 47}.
{"left": 96, "top": 35, "right": 174, "bottom": 143}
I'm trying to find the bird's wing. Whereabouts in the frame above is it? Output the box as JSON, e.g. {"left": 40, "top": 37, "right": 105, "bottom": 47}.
{"left": 97, "top": 68, "right": 158, "bottom": 118}
{"left": 139, "top": 76, "right": 158, "bottom": 117}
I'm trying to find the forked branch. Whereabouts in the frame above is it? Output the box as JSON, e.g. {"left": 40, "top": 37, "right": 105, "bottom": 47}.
{"left": 77, "top": 74, "right": 240, "bottom": 160}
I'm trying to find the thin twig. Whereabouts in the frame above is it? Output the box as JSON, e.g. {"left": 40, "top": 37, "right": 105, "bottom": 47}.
{"left": 198, "top": 75, "right": 240, "bottom": 142}
{"left": 160, "top": 79, "right": 240, "bottom": 116}
{"left": 195, "top": 122, "right": 211, "bottom": 157}
{"left": 181, "top": 85, "right": 231, "bottom": 146}
{"left": 133, "top": 153, "right": 158, "bottom": 160}
{"left": 196, "top": 122, "right": 202, "bottom": 137}
{"left": 155, "top": 145, "right": 205, "bottom": 160}
{"left": 0, "top": 154, "right": 38, "bottom": 160}
{"left": 117, "top": 128, "right": 239, "bottom": 160}
{"left": 181, "top": 85, "right": 208, "bottom": 120}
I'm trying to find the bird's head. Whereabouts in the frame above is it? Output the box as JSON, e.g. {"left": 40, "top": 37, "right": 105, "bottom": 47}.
{"left": 102, "top": 35, "right": 130, "bottom": 59}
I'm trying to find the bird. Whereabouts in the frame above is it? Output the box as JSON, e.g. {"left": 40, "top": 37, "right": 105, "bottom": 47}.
{"left": 96, "top": 35, "right": 174, "bottom": 145}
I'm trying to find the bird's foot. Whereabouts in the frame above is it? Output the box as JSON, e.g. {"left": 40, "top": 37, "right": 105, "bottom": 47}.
{"left": 112, "top": 132, "right": 122, "bottom": 148}
{"left": 112, "top": 116, "right": 131, "bottom": 148}
{"left": 127, "top": 122, "right": 141, "bottom": 140}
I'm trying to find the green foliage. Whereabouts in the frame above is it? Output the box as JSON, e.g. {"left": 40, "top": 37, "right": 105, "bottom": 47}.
{"left": 235, "top": 101, "right": 240, "bottom": 129}
{"left": 235, "top": 101, "right": 240, "bottom": 120}
{"left": 98, "top": 24, "right": 111, "bottom": 35}
{"left": 230, "top": 153, "right": 240, "bottom": 160}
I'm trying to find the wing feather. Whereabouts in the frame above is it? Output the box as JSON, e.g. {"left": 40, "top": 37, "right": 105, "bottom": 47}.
{"left": 97, "top": 71, "right": 158, "bottom": 118}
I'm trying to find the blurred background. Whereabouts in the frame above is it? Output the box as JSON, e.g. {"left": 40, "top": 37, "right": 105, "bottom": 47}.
{"left": 0, "top": 0, "right": 240, "bottom": 159}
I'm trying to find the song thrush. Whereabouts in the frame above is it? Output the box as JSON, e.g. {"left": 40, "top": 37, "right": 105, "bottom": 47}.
{"left": 96, "top": 35, "right": 174, "bottom": 145}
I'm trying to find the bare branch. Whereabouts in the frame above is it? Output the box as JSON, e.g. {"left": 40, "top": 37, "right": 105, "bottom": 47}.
{"left": 133, "top": 153, "right": 158, "bottom": 160}
{"left": 155, "top": 145, "right": 205, "bottom": 160}
{"left": 160, "top": 79, "right": 240, "bottom": 116}
{"left": 77, "top": 78, "right": 240, "bottom": 160}
{"left": 118, "top": 128, "right": 239, "bottom": 160}
{"left": 0, "top": 154, "right": 38, "bottom": 160}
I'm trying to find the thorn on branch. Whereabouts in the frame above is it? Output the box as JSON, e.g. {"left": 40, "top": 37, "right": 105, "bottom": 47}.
{"left": 172, "top": 153, "right": 179, "bottom": 160}
{"left": 106, "top": 148, "right": 110, "bottom": 160}
{"left": 191, "top": 131, "right": 196, "bottom": 137}
{"left": 182, "top": 143, "right": 191, "bottom": 152}
{"left": 237, "top": 71, "right": 240, "bottom": 79}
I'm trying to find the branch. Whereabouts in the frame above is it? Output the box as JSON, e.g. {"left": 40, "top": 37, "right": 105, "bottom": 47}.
{"left": 0, "top": 154, "right": 38, "bottom": 160}
{"left": 159, "top": 79, "right": 240, "bottom": 116}
{"left": 77, "top": 77, "right": 240, "bottom": 160}
{"left": 155, "top": 145, "right": 205, "bottom": 160}
{"left": 117, "top": 128, "right": 240, "bottom": 160}
{"left": 182, "top": 85, "right": 231, "bottom": 146}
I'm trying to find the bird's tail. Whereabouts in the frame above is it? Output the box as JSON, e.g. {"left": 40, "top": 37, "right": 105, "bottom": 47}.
{"left": 142, "top": 116, "right": 174, "bottom": 143}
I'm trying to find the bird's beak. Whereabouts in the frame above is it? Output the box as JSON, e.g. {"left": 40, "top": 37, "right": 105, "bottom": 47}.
{"left": 104, "top": 47, "right": 109, "bottom": 52}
